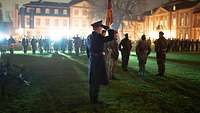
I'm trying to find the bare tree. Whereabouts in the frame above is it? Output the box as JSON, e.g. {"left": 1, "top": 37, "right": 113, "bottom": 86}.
{"left": 88, "top": 0, "right": 148, "bottom": 29}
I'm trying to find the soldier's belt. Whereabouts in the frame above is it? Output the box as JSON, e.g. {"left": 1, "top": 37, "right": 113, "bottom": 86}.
{"left": 91, "top": 52, "right": 105, "bottom": 56}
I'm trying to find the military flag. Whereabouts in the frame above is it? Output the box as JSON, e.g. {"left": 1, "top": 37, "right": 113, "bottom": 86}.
{"left": 105, "top": 0, "right": 113, "bottom": 27}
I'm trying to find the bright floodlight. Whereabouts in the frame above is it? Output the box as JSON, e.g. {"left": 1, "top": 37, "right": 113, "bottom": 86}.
{"left": 0, "top": 32, "right": 9, "bottom": 41}
{"left": 49, "top": 29, "right": 66, "bottom": 41}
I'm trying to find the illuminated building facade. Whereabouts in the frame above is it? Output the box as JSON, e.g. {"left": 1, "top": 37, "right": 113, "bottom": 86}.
{"left": 19, "top": 0, "right": 91, "bottom": 40}
{"left": 143, "top": 0, "right": 200, "bottom": 40}
{"left": 120, "top": 19, "right": 144, "bottom": 41}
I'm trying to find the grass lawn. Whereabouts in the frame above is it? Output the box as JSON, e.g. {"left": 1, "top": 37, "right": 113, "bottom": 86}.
{"left": 0, "top": 52, "right": 200, "bottom": 113}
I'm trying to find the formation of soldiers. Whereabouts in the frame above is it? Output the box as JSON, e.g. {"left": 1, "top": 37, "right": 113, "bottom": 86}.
{"left": 167, "top": 38, "right": 199, "bottom": 52}
{"left": 0, "top": 36, "right": 87, "bottom": 55}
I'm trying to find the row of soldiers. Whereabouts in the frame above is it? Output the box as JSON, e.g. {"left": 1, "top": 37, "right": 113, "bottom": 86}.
{"left": 1, "top": 36, "right": 87, "bottom": 55}
{"left": 167, "top": 38, "right": 199, "bottom": 52}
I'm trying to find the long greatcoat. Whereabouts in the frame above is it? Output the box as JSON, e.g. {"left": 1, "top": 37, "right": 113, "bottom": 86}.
{"left": 87, "top": 31, "right": 109, "bottom": 85}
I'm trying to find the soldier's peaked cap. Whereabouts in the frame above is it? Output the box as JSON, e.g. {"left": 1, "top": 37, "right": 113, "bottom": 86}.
{"left": 91, "top": 20, "right": 103, "bottom": 27}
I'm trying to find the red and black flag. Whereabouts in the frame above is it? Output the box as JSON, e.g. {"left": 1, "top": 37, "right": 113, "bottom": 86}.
{"left": 105, "top": 0, "right": 113, "bottom": 27}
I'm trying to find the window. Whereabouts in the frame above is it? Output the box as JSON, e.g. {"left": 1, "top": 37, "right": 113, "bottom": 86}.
{"left": 173, "top": 18, "right": 176, "bottom": 27}
{"left": 185, "top": 14, "right": 188, "bottom": 26}
{"left": 26, "top": 17, "right": 30, "bottom": 26}
{"left": 5, "top": 11, "right": 10, "bottom": 20}
{"left": 180, "top": 33, "right": 183, "bottom": 39}
{"left": 74, "top": 9, "right": 79, "bottom": 16}
{"left": 45, "top": 8, "right": 50, "bottom": 14}
{"left": 36, "top": 18, "right": 41, "bottom": 26}
{"left": 54, "top": 9, "right": 59, "bottom": 14}
{"left": 160, "top": 20, "right": 163, "bottom": 26}
{"left": 63, "top": 9, "right": 67, "bottom": 15}
{"left": 82, "top": 9, "right": 88, "bottom": 16}
{"left": 186, "top": 33, "right": 189, "bottom": 39}
{"left": 164, "top": 20, "right": 167, "bottom": 28}
{"left": 198, "top": 18, "right": 200, "bottom": 27}
{"left": 63, "top": 19, "right": 67, "bottom": 26}
{"left": 26, "top": 7, "right": 31, "bottom": 13}
{"left": 181, "top": 17, "right": 184, "bottom": 26}
{"left": 54, "top": 19, "right": 59, "bottom": 26}
{"left": 151, "top": 22, "right": 153, "bottom": 30}
{"left": 36, "top": 8, "right": 41, "bottom": 14}
{"left": 45, "top": 19, "right": 50, "bottom": 26}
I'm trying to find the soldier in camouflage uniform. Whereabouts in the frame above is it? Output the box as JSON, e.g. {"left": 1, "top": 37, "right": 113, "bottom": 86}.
{"left": 154, "top": 31, "right": 168, "bottom": 76}
{"left": 136, "top": 35, "right": 151, "bottom": 78}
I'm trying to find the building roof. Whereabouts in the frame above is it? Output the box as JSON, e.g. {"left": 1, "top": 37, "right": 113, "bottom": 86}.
{"left": 162, "top": 0, "right": 200, "bottom": 11}
{"left": 142, "top": 0, "right": 200, "bottom": 16}
{"left": 142, "top": 8, "right": 158, "bottom": 16}
{"left": 24, "top": 0, "right": 84, "bottom": 8}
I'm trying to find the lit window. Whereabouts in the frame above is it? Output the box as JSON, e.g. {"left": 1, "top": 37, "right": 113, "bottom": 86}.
{"left": 63, "top": 9, "right": 67, "bottom": 15}
{"left": 198, "top": 18, "right": 200, "bottom": 27}
{"left": 185, "top": 14, "right": 188, "bottom": 26}
{"left": 165, "top": 20, "right": 167, "bottom": 28}
{"left": 74, "top": 9, "right": 79, "bottom": 16}
{"left": 54, "top": 9, "right": 59, "bottom": 14}
{"left": 151, "top": 22, "right": 153, "bottom": 30}
{"left": 160, "top": 20, "right": 163, "bottom": 26}
{"left": 36, "top": 18, "right": 41, "bottom": 26}
{"left": 173, "top": 18, "right": 176, "bottom": 27}
{"left": 180, "top": 33, "right": 183, "bottom": 39}
{"left": 36, "top": 8, "right": 41, "bottom": 14}
{"left": 181, "top": 17, "right": 184, "bottom": 26}
{"left": 45, "top": 8, "right": 50, "bottom": 14}
{"left": 186, "top": 33, "right": 189, "bottom": 39}
{"left": 45, "top": 19, "right": 50, "bottom": 26}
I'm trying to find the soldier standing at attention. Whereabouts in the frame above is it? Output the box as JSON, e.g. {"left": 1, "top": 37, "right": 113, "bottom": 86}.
{"left": 22, "top": 37, "right": 29, "bottom": 54}
{"left": 73, "top": 35, "right": 82, "bottom": 56}
{"left": 109, "top": 30, "right": 119, "bottom": 80}
{"left": 154, "top": 31, "right": 168, "bottom": 76}
{"left": 31, "top": 37, "right": 37, "bottom": 54}
{"left": 136, "top": 35, "right": 151, "bottom": 79}
{"left": 119, "top": 33, "right": 132, "bottom": 71}
{"left": 38, "top": 38, "right": 44, "bottom": 54}
{"left": 86, "top": 20, "right": 110, "bottom": 104}
{"left": 8, "top": 36, "right": 16, "bottom": 54}
{"left": 196, "top": 39, "right": 199, "bottom": 52}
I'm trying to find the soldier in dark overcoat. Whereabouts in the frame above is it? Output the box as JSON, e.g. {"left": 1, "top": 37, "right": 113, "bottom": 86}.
{"left": 22, "top": 37, "right": 29, "bottom": 54}
{"left": 86, "top": 20, "right": 110, "bottom": 104}
{"left": 31, "top": 37, "right": 37, "bottom": 54}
